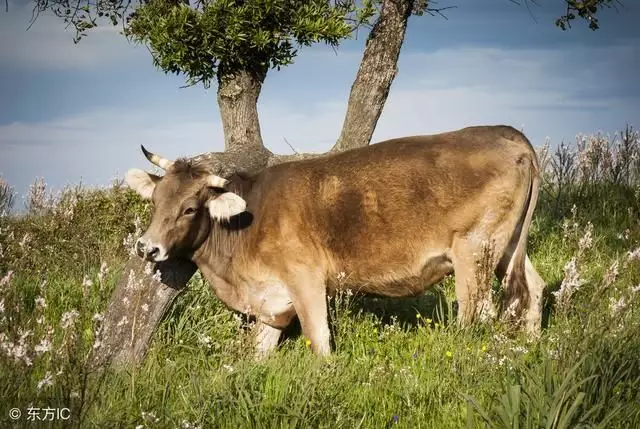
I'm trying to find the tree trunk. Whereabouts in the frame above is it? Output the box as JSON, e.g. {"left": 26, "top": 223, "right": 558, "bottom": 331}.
{"left": 97, "top": 2, "right": 415, "bottom": 367}
{"left": 217, "top": 69, "right": 270, "bottom": 155}
{"left": 93, "top": 257, "right": 197, "bottom": 367}
{"left": 333, "top": 0, "right": 414, "bottom": 152}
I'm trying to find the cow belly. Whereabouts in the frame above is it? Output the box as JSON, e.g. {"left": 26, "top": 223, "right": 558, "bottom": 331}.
{"left": 339, "top": 251, "right": 454, "bottom": 298}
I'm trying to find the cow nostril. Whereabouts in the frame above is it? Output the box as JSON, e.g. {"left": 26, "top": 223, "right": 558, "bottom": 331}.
{"left": 147, "top": 247, "right": 159, "bottom": 259}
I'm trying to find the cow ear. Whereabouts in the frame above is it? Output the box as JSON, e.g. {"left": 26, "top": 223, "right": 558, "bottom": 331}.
{"left": 125, "top": 168, "right": 161, "bottom": 200}
{"left": 207, "top": 192, "right": 247, "bottom": 220}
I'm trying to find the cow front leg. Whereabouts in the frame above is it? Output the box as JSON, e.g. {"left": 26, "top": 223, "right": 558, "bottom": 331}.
{"left": 253, "top": 321, "right": 283, "bottom": 360}
{"left": 285, "top": 269, "right": 331, "bottom": 356}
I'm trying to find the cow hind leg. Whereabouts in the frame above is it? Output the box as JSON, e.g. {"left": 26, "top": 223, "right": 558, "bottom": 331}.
{"left": 452, "top": 239, "right": 495, "bottom": 326}
{"left": 283, "top": 268, "right": 331, "bottom": 356}
{"left": 524, "top": 255, "right": 545, "bottom": 335}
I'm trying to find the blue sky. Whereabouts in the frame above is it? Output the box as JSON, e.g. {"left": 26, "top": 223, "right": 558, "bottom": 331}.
{"left": 0, "top": 0, "right": 638, "bottom": 204}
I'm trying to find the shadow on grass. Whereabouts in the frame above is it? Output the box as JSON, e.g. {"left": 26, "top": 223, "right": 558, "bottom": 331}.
{"left": 354, "top": 287, "right": 452, "bottom": 329}
{"left": 542, "top": 279, "right": 562, "bottom": 330}
{"left": 280, "top": 287, "right": 452, "bottom": 345}
{"left": 279, "top": 277, "right": 563, "bottom": 347}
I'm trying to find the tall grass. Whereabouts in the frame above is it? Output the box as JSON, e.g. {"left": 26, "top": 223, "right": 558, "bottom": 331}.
{"left": 1, "top": 126, "right": 639, "bottom": 428}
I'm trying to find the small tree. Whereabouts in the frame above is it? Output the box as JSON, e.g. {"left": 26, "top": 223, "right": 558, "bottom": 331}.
{"left": 12, "top": 0, "right": 620, "bottom": 365}
{"left": 0, "top": 176, "right": 15, "bottom": 217}
{"left": 125, "top": 0, "right": 376, "bottom": 153}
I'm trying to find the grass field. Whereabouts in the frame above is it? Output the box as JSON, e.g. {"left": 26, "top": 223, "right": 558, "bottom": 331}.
{"left": 1, "top": 128, "right": 640, "bottom": 428}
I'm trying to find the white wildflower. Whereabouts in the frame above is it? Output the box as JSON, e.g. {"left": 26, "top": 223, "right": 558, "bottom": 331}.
{"left": 578, "top": 222, "right": 593, "bottom": 253}
{"left": 197, "top": 334, "right": 212, "bottom": 349}
{"left": 562, "top": 219, "right": 571, "bottom": 239}
{"left": 144, "top": 262, "right": 154, "bottom": 276}
{"left": 222, "top": 364, "right": 234, "bottom": 373}
{"left": 627, "top": 247, "right": 640, "bottom": 261}
{"left": 141, "top": 411, "right": 159, "bottom": 423}
{"left": 0, "top": 270, "right": 14, "bottom": 289}
{"left": 492, "top": 333, "right": 509, "bottom": 344}
{"left": 60, "top": 310, "right": 80, "bottom": 330}
{"left": 553, "top": 258, "right": 583, "bottom": 310}
{"left": 123, "top": 233, "right": 137, "bottom": 255}
{"left": 98, "top": 261, "right": 109, "bottom": 287}
{"left": 126, "top": 269, "right": 144, "bottom": 291}
{"left": 19, "top": 232, "right": 32, "bottom": 249}
{"left": 34, "top": 296, "right": 46, "bottom": 310}
{"left": 602, "top": 260, "right": 619, "bottom": 289}
{"left": 1, "top": 331, "right": 32, "bottom": 366}
{"left": 631, "top": 284, "right": 640, "bottom": 294}
{"left": 34, "top": 338, "right": 51, "bottom": 355}
{"left": 617, "top": 229, "right": 630, "bottom": 241}
{"left": 134, "top": 216, "right": 143, "bottom": 235}
{"left": 609, "top": 296, "right": 627, "bottom": 315}
{"left": 232, "top": 313, "right": 243, "bottom": 327}
{"left": 503, "top": 299, "right": 520, "bottom": 320}
{"left": 510, "top": 345, "right": 528, "bottom": 355}
{"left": 37, "top": 372, "right": 53, "bottom": 390}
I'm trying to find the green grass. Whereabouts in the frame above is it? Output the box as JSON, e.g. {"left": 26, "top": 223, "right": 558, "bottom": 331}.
{"left": 1, "top": 141, "right": 640, "bottom": 428}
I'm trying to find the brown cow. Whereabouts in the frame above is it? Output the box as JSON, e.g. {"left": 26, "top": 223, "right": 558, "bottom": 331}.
{"left": 125, "top": 125, "right": 545, "bottom": 356}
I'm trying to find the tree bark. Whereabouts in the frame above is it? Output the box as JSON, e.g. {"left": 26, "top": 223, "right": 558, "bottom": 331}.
{"left": 217, "top": 69, "right": 271, "bottom": 155}
{"left": 93, "top": 257, "right": 197, "bottom": 368}
{"left": 332, "top": 0, "right": 414, "bottom": 152}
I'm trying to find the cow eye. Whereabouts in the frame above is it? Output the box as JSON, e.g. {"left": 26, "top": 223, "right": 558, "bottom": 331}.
{"left": 183, "top": 207, "right": 197, "bottom": 216}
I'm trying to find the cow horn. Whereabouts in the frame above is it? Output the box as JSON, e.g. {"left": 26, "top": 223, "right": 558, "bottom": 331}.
{"left": 207, "top": 175, "right": 229, "bottom": 188}
{"left": 140, "top": 145, "right": 173, "bottom": 170}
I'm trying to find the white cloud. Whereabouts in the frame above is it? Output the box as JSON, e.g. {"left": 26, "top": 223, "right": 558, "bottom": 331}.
{"left": 1, "top": 43, "right": 637, "bottom": 201}
{"left": 0, "top": 2, "right": 143, "bottom": 69}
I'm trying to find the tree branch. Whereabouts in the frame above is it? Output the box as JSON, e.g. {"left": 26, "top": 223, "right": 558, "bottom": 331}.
{"left": 332, "top": 0, "right": 414, "bottom": 153}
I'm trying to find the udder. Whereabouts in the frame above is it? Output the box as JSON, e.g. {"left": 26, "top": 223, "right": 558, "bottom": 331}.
{"left": 420, "top": 253, "right": 454, "bottom": 287}
{"left": 249, "top": 281, "right": 296, "bottom": 328}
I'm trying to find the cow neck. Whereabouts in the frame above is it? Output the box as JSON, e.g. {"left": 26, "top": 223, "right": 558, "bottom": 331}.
{"left": 191, "top": 221, "right": 246, "bottom": 313}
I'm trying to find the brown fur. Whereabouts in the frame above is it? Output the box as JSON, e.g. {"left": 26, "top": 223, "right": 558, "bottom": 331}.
{"left": 129, "top": 125, "right": 546, "bottom": 356}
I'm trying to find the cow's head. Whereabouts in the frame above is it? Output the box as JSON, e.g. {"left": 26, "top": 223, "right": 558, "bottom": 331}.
{"left": 125, "top": 146, "right": 247, "bottom": 262}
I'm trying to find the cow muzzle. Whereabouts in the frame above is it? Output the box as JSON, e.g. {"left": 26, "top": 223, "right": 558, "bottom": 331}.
{"left": 135, "top": 238, "right": 167, "bottom": 262}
